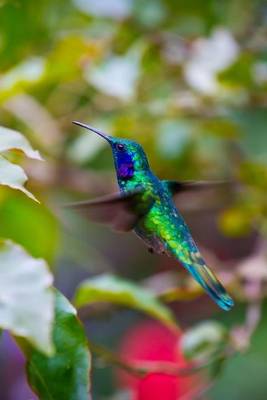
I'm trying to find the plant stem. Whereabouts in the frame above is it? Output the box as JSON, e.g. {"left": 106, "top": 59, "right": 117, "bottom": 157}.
{"left": 88, "top": 340, "right": 235, "bottom": 378}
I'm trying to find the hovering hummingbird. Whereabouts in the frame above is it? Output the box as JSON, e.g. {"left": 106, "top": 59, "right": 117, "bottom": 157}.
{"left": 70, "top": 121, "right": 234, "bottom": 311}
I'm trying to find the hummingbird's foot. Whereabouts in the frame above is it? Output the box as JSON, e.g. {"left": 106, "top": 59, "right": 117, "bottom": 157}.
{"left": 147, "top": 246, "right": 166, "bottom": 255}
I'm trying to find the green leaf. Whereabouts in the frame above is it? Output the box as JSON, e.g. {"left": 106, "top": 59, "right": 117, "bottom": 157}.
{"left": 87, "top": 43, "right": 144, "bottom": 102}
{"left": 0, "top": 58, "right": 45, "bottom": 102}
{"left": 74, "top": 0, "right": 133, "bottom": 19}
{"left": 25, "top": 290, "right": 91, "bottom": 400}
{"left": 74, "top": 274, "right": 177, "bottom": 329}
{"left": 181, "top": 321, "right": 228, "bottom": 362}
{"left": 0, "top": 155, "right": 38, "bottom": 201}
{"left": 0, "top": 126, "right": 42, "bottom": 160}
{"left": 133, "top": 0, "right": 167, "bottom": 28}
{"left": 0, "top": 126, "right": 42, "bottom": 201}
{"left": 0, "top": 240, "right": 54, "bottom": 355}
{"left": 0, "top": 194, "right": 59, "bottom": 264}
{"left": 230, "top": 108, "right": 267, "bottom": 164}
{"left": 156, "top": 119, "right": 192, "bottom": 159}
{"left": 219, "top": 206, "right": 253, "bottom": 237}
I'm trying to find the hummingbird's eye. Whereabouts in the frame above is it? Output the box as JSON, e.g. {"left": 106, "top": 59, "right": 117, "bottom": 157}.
{"left": 116, "top": 143, "right": 124, "bottom": 151}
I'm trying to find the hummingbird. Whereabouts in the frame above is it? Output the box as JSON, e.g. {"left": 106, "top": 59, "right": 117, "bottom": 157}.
{"left": 69, "top": 121, "right": 234, "bottom": 311}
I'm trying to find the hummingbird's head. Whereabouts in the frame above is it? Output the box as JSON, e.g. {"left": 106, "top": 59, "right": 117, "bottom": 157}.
{"left": 73, "top": 122, "right": 150, "bottom": 180}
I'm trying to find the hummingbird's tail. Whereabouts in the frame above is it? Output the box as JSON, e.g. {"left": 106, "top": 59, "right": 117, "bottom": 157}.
{"left": 185, "top": 259, "right": 234, "bottom": 311}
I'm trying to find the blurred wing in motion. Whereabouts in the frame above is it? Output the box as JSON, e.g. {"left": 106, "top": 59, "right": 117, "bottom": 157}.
{"left": 65, "top": 189, "right": 154, "bottom": 232}
{"left": 163, "top": 179, "right": 231, "bottom": 195}
{"left": 163, "top": 180, "right": 235, "bottom": 213}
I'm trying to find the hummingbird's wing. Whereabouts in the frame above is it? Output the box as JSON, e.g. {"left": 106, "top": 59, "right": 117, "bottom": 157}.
{"left": 64, "top": 189, "right": 154, "bottom": 232}
{"left": 163, "top": 180, "right": 234, "bottom": 212}
{"left": 163, "top": 179, "right": 231, "bottom": 194}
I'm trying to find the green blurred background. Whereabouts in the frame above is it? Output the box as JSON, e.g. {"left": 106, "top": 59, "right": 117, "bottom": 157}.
{"left": 1, "top": 0, "right": 267, "bottom": 399}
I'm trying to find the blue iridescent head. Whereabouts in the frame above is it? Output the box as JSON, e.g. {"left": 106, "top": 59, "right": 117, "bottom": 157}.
{"left": 73, "top": 122, "right": 150, "bottom": 180}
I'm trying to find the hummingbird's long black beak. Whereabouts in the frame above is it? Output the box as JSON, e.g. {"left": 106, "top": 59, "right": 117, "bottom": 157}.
{"left": 72, "top": 121, "right": 111, "bottom": 142}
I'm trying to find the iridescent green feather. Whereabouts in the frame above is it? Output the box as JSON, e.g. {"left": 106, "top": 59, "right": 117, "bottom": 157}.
{"left": 112, "top": 141, "right": 233, "bottom": 311}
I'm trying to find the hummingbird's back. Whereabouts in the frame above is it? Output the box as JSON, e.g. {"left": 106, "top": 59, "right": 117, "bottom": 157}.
{"left": 134, "top": 176, "right": 234, "bottom": 311}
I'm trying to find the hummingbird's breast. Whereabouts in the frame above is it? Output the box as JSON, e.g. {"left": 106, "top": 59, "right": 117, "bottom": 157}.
{"left": 116, "top": 166, "right": 197, "bottom": 262}
{"left": 117, "top": 168, "right": 159, "bottom": 195}
{"left": 134, "top": 177, "right": 200, "bottom": 263}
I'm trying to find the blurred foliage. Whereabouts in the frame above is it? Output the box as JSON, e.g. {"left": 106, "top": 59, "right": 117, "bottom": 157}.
{"left": 0, "top": 126, "right": 41, "bottom": 201}
{"left": 1, "top": 0, "right": 267, "bottom": 399}
{"left": 0, "top": 240, "right": 54, "bottom": 355}
{"left": 74, "top": 273, "right": 177, "bottom": 329}
{"left": 25, "top": 290, "right": 91, "bottom": 400}
{"left": 0, "top": 193, "right": 59, "bottom": 263}
{"left": 181, "top": 320, "right": 228, "bottom": 362}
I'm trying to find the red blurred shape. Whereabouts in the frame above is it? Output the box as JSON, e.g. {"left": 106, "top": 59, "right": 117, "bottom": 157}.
{"left": 117, "top": 320, "right": 198, "bottom": 400}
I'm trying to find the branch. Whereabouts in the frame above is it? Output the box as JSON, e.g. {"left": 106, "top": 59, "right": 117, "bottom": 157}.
{"left": 231, "top": 301, "right": 262, "bottom": 351}
{"left": 179, "top": 380, "right": 215, "bottom": 400}
{"left": 89, "top": 340, "right": 234, "bottom": 378}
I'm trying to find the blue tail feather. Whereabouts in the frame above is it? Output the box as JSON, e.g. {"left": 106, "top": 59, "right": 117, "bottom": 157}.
{"left": 186, "top": 262, "right": 234, "bottom": 311}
